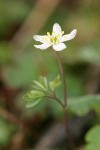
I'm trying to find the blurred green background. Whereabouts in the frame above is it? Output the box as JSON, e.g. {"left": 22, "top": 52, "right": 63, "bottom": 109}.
{"left": 0, "top": 0, "right": 100, "bottom": 150}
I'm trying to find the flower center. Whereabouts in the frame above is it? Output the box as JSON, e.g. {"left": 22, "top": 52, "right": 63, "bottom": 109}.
{"left": 47, "top": 31, "right": 64, "bottom": 44}
{"left": 50, "top": 35, "right": 60, "bottom": 44}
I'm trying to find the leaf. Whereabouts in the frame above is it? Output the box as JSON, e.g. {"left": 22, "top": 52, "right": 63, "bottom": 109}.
{"left": 32, "top": 76, "right": 48, "bottom": 91}
{"left": 84, "top": 125, "right": 100, "bottom": 150}
{"left": 85, "top": 125, "right": 100, "bottom": 144}
{"left": 68, "top": 94, "right": 100, "bottom": 116}
{"left": 23, "top": 90, "right": 44, "bottom": 108}
{"left": 39, "top": 76, "right": 48, "bottom": 89}
{"left": 26, "top": 99, "right": 41, "bottom": 108}
{"left": 49, "top": 75, "right": 61, "bottom": 91}
{"left": 33, "top": 80, "right": 47, "bottom": 92}
{"left": 85, "top": 144, "right": 100, "bottom": 150}
{"left": 26, "top": 90, "right": 44, "bottom": 99}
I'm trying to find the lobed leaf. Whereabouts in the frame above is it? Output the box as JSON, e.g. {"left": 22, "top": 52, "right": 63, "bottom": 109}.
{"left": 33, "top": 80, "right": 47, "bottom": 92}
{"left": 49, "top": 75, "right": 61, "bottom": 91}
{"left": 23, "top": 90, "right": 44, "bottom": 108}
{"left": 39, "top": 76, "right": 48, "bottom": 90}
{"left": 26, "top": 90, "right": 44, "bottom": 99}
{"left": 26, "top": 99, "right": 41, "bottom": 108}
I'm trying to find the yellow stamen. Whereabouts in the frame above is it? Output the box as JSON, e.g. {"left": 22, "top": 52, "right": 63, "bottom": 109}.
{"left": 52, "top": 37, "right": 55, "bottom": 42}
{"left": 62, "top": 31, "right": 64, "bottom": 35}
{"left": 47, "top": 32, "right": 50, "bottom": 36}
{"left": 56, "top": 39, "right": 59, "bottom": 43}
{"left": 56, "top": 34, "right": 60, "bottom": 38}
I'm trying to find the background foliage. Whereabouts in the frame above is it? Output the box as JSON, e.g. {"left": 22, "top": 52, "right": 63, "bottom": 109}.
{"left": 0, "top": 0, "right": 100, "bottom": 150}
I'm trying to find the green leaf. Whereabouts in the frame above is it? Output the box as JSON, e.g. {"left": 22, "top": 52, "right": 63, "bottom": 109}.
{"left": 33, "top": 80, "right": 47, "bottom": 92}
{"left": 68, "top": 94, "right": 100, "bottom": 116}
{"left": 85, "top": 144, "right": 100, "bottom": 150}
{"left": 26, "top": 99, "right": 41, "bottom": 108}
{"left": 26, "top": 90, "right": 44, "bottom": 99}
{"left": 39, "top": 76, "right": 48, "bottom": 89}
{"left": 23, "top": 90, "right": 44, "bottom": 108}
{"left": 84, "top": 125, "right": 100, "bottom": 150}
{"left": 32, "top": 76, "right": 48, "bottom": 92}
{"left": 49, "top": 75, "right": 61, "bottom": 91}
{"left": 85, "top": 125, "right": 100, "bottom": 144}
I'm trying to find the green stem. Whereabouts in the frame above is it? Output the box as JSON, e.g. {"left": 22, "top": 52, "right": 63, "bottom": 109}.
{"left": 54, "top": 51, "right": 74, "bottom": 150}
{"left": 45, "top": 95, "right": 64, "bottom": 108}
{"left": 54, "top": 51, "right": 67, "bottom": 106}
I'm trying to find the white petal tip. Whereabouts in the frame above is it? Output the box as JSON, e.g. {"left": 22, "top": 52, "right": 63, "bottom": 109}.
{"left": 34, "top": 43, "right": 51, "bottom": 50}
{"left": 34, "top": 44, "right": 40, "bottom": 49}
{"left": 73, "top": 29, "right": 77, "bottom": 35}
{"left": 53, "top": 23, "right": 62, "bottom": 35}
{"left": 69, "top": 29, "right": 77, "bottom": 40}
{"left": 34, "top": 45, "right": 38, "bottom": 48}
{"left": 33, "top": 35, "right": 37, "bottom": 40}
{"left": 54, "top": 23, "right": 59, "bottom": 25}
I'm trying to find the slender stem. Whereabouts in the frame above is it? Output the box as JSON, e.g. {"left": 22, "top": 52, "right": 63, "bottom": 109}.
{"left": 54, "top": 51, "right": 67, "bottom": 106}
{"left": 45, "top": 95, "right": 64, "bottom": 108}
{"left": 54, "top": 51, "right": 74, "bottom": 150}
{"left": 64, "top": 107, "right": 74, "bottom": 150}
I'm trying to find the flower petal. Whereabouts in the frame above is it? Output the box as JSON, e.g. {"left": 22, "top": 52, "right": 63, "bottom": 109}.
{"left": 33, "top": 35, "right": 50, "bottom": 43}
{"left": 34, "top": 43, "right": 51, "bottom": 50}
{"left": 52, "top": 23, "right": 62, "bottom": 35}
{"left": 53, "top": 43, "right": 66, "bottom": 51}
{"left": 60, "top": 29, "right": 77, "bottom": 42}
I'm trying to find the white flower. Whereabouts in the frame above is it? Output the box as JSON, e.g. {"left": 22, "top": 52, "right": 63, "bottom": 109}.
{"left": 33, "top": 23, "right": 77, "bottom": 51}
